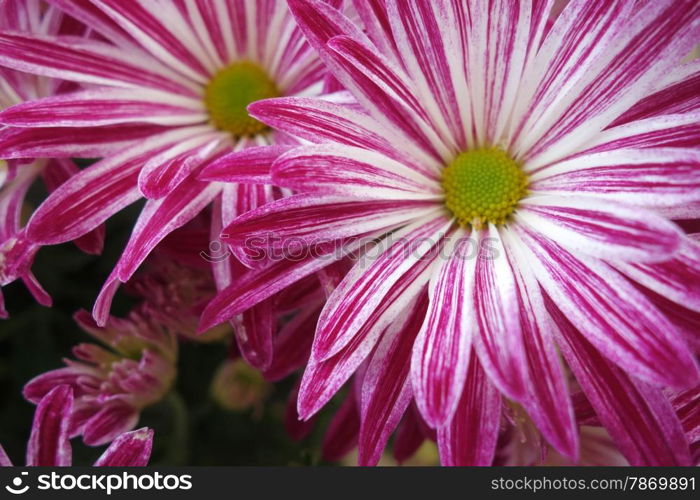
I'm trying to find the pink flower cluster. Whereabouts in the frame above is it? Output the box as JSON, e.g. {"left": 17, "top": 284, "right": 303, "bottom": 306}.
{"left": 0, "top": 0, "right": 698, "bottom": 466}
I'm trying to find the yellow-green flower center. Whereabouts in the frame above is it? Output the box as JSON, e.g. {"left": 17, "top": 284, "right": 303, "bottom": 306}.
{"left": 442, "top": 147, "right": 528, "bottom": 228}
{"left": 204, "top": 61, "right": 278, "bottom": 137}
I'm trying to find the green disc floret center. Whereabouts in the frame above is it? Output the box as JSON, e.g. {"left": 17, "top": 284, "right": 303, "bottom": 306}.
{"left": 204, "top": 61, "right": 278, "bottom": 137}
{"left": 442, "top": 147, "right": 528, "bottom": 228}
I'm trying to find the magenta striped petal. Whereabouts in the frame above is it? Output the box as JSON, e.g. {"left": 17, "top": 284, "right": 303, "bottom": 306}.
{"left": 0, "top": 88, "right": 205, "bottom": 127}
{"left": 93, "top": 270, "right": 120, "bottom": 327}
{"left": 523, "top": 0, "right": 700, "bottom": 167}
{"left": 384, "top": 0, "right": 470, "bottom": 148}
{"left": 550, "top": 299, "right": 692, "bottom": 466}
{"left": 248, "top": 97, "right": 438, "bottom": 175}
{"left": 42, "top": 158, "right": 106, "bottom": 256}
{"left": 617, "top": 235, "right": 700, "bottom": 313}
{"left": 505, "top": 235, "right": 578, "bottom": 459}
{"left": 472, "top": 226, "right": 528, "bottom": 401}
{"left": 46, "top": 0, "right": 136, "bottom": 49}
{"left": 26, "top": 385, "right": 73, "bottom": 466}
{"left": 519, "top": 196, "right": 682, "bottom": 262}
{"left": 199, "top": 235, "right": 372, "bottom": 332}
{"left": 313, "top": 216, "right": 450, "bottom": 361}
{"left": 298, "top": 281, "right": 433, "bottom": 420}
{"left": 437, "top": 352, "right": 501, "bottom": 466}
{"left": 93, "top": 428, "right": 153, "bottom": 467}
{"left": 272, "top": 144, "right": 439, "bottom": 199}
{"left": 518, "top": 228, "right": 699, "bottom": 388}
{"left": 137, "top": 134, "right": 219, "bottom": 199}
{"left": 613, "top": 61, "right": 700, "bottom": 125}
{"left": 25, "top": 129, "right": 192, "bottom": 244}
{"left": 321, "top": 392, "right": 360, "bottom": 462}
{"left": 358, "top": 294, "right": 428, "bottom": 466}
{"left": 0, "top": 123, "right": 166, "bottom": 159}
{"left": 83, "top": 402, "right": 139, "bottom": 447}
{"left": 532, "top": 148, "right": 700, "bottom": 209}
{"left": 263, "top": 304, "right": 319, "bottom": 382}
{"left": 326, "top": 35, "right": 448, "bottom": 159}
{"left": 511, "top": 0, "right": 633, "bottom": 153}
{"left": 221, "top": 194, "right": 436, "bottom": 252}
{"left": 92, "top": 0, "right": 209, "bottom": 80}
{"left": 231, "top": 298, "right": 274, "bottom": 371}
{"left": 115, "top": 176, "right": 219, "bottom": 283}
{"left": 0, "top": 32, "right": 195, "bottom": 95}
{"left": 573, "top": 114, "right": 700, "bottom": 155}
{"left": 199, "top": 145, "right": 292, "bottom": 184}
{"left": 0, "top": 444, "right": 11, "bottom": 466}
{"left": 412, "top": 237, "right": 475, "bottom": 428}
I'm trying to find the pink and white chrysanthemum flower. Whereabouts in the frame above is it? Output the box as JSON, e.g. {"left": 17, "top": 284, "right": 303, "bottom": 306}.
{"left": 22, "top": 309, "right": 177, "bottom": 446}
{"left": 0, "top": 385, "right": 153, "bottom": 466}
{"left": 0, "top": 0, "right": 333, "bottom": 326}
{"left": 201, "top": 0, "right": 700, "bottom": 465}
{"left": 0, "top": 0, "right": 103, "bottom": 316}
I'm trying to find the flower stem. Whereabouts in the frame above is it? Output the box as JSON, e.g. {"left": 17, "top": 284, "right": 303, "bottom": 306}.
{"left": 164, "top": 391, "right": 190, "bottom": 465}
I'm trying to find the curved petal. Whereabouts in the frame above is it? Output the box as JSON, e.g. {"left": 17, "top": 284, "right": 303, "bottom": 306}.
{"left": 549, "top": 298, "right": 692, "bottom": 466}
{"left": 359, "top": 294, "right": 428, "bottom": 466}
{"left": 26, "top": 385, "right": 73, "bottom": 466}
{"left": 472, "top": 226, "right": 528, "bottom": 401}
{"left": 313, "top": 216, "right": 450, "bottom": 361}
{"left": 437, "top": 352, "right": 501, "bottom": 466}
{"left": 412, "top": 236, "right": 475, "bottom": 428}
{"left": 93, "top": 428, "right": 153, "bottom": 467}
{"left": 516, "top": 226, "right": 699, "bottom": 388}
{"left": 518, "top": 195, "right": 681, "bottom": 262}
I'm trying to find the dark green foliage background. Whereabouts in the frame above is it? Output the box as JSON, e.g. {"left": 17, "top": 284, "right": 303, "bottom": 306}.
{"left": 0, "top": 194, "right": 333, "bottom": 466}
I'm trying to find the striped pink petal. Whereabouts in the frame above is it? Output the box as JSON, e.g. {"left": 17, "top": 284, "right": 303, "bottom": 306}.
{"left": 0, "top": 32, "right": 195, "bottom": 95}
{"left": 221, "top": 194, "right": 436, "bottom": 251}
{"left": 82, "top": 402, "right": 139, "bottom": 447}
{"left": 531, "top": 148, "right": 700, "bottom": 209}
{"left": 272, "top": 144, "right": 439, "bottom": 199}
{"left": 412, "top": 237, "right": 475, "bottom": 428}
{"left": 522, "top": 0, "right": 700, "bottom": 168}
{"left": 199, "top": 145, "right": 292, "bottom": 184}
{"left": 25, "top": 128, "right": 195, "bottom": 245}
{"left": 613, "top": 60, "right": 700, "bottom": 125}
{"left": 199, "top": 235, "right": 372, "bottom": 332}
{"left": 358, "top": 294, "right": 428, "bottom": 466}
{"left": 115, "top": 176, "right": 220, "bottom": 283}
{"left": 550, "top": 298, "right": 692, "bottom": 466}
{"left": 504, "top": 232, "right": 578, "bottom": 459}
{"left": 617, "top": 235, "right": 700, "bottom": 313}
{"left": 313, "top": 216, "right": 450, "bottom": 361}
{"left": 263, "top": 305, "right": 319, "bottom": 382}
{"left": 517, "top": 227, "right": 699, "bottom": 388}
{"left": 231, "top": 298, "right": 274, "bottom": 371}
{"left": 248, "top": 96, "right": 438, "bottom": 175}
{"left": 298, "top": 280, "right": 433, "bottom": 420}
{"left": 0, "top": 123, "right": 166, "bottom": 159}
{"left": 93, "top": 428, "right": 153, "bottom": 467}
{"left": 519, "top": 195, "right": 682, "bottom": 262}
{"left": 26, "top": 385, "right": 73, "bottom": 466}
{"left": 472, "top": 226, "right": 528, "bottom": 401}
{"left": 437, "top": 352, "right": 501, "bottom": 467}
{"left": 0, "top": 88, "right": 205, "bottom": 127}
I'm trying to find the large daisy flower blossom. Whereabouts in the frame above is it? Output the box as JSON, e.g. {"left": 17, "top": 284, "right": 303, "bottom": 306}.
{"left": 0, "top": 0, "right": 331, "bottom": 325}
{"left": 201, "top": 0, "right": 700, "bottom": 465}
